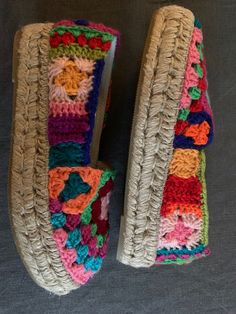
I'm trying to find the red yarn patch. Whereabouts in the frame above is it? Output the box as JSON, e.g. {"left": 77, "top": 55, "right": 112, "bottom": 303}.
{"left": 162, "top": 175, "right": 202, "bottom": 206}
{"left": 90, "top": 179, "right": 113, "bottom": 234}
{"left": 65, "top": 214, "right": 80, "bottom": 230}
{"left": 91, "top": 197, "right": 102, "bottom": 222}
{"left": 190, "top": 99, "right": 204, "bottom": 112}
{"left": 102, "top": 41, "right": 112, "bottom": 51}
{"left": 99, "top": 179, "right": 114, "bottom": 197}
{"left": 80, "top": 224, "right": 92, "bottom": 244}
{"left": 50, "top": 33, "right": 112, "bottom": 51}
{"left": 77, "top": 34, "right": 87, "bottom": 46}
{"left": 175, "top": 120, "right": 189, "bottom": 135}
{"left": 50, "top": 32, "right": 61, "bottom": 48}
{"left": 61, "top": 32, "right": 76, "bottom": 45}
{"left": 88, "top": 37, "right": 103, "bottom": 49}
{"left": 96, "top": 219, "right": 109, "bottom": 235}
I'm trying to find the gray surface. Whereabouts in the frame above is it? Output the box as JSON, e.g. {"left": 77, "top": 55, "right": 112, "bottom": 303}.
{"left": 0, "top": 0, "right": 236, "bottom": 313}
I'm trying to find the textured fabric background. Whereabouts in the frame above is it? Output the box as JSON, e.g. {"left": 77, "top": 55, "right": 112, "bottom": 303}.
{"left": 0, "top": 0, "right": 236, "bottom": 313}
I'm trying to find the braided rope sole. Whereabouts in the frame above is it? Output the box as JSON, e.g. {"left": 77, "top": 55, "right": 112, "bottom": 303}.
{"left": 117, "top": 6, "right": 194, "bottom": 267}
{"left": 9, "top": 24, "right": 79, "bottom": 295}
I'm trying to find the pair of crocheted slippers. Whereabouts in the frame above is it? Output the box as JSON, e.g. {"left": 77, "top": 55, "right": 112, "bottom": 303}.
{"left": 9, "top": 6, "right": 214, "bottom": 295}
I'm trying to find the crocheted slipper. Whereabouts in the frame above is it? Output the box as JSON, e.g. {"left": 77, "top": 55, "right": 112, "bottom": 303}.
{"left": 117, "top": 6, "right": 214, "bottom": 268}
{"left": 9, "top": 20, "right": 119, "bottom": 295}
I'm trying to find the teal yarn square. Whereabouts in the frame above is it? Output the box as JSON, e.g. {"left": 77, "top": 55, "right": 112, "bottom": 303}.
{"left": 66, "top": 228, "right": 81, "bottom": 248}
{"left": 59, "top": 172, "right": 91, "bottom": 202}
{"left": 49, "top": 142, "right": 89, "bottom": 169}
{"left": 51, "top": 212, "right": 66, "bottom": 229}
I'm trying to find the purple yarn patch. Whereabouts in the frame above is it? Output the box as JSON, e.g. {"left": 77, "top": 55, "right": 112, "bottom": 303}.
{"left": 65, "top": 214, "right": 81, "bottom": 230}
{"left": 80, "top": 224, "right": 92, "bottom": 244}
{"left": 49, "top": 198, "right": 62, "bottom": 213}
{"left": 88, "top": 237, "right": 99, "bottom": 256}
{"left": 48, "top": 114, "right": 90, "bottom": 146}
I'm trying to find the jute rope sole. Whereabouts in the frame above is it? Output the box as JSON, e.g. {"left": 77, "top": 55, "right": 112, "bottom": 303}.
{"left": 9, "top": 23, "right": 116, "bottom": 294}
{"left": 9, "top": 23, "right": 79, "bottom": 295}
{"left": 117, "top": 6, "right": 194, "bottom": 268}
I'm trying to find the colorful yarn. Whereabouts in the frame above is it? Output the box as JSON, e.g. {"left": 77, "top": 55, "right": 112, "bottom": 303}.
{"left": 59, "top": 172, "right": 91, "bottom": 202}
{"left": 80, "top": 224, "right": 92, "bottom": 244}
{"left": 47, "top": 20, "right": 117, "bottom": 284}
{"left": 169, "top": 149, "right": 200, "bottom": 178}
{"left": 156, "top": 19, "right": 213, "bottom": 265}
{"left": 178, "top": 108, "right": 190, "bottom": 121}
{"left": 49, "top": 142, "right": 90, "bottom": 168}
{"left": 53, "top": 229, "right": 94, "bottom": 284}
{"left": 49, "top": 57, "right": 94, "bottom": 103}
{"left": 54, "top": 60, "right": 89, "bottom": 96}
{"left": 161, "top": 203, "right": 202, "bottom": 219}
{"left": 54, "top": 20, "right": 78, "bottom": 27}
{"left": 84, "top": 256, "right": 103, "bottom": 272}
{"left": 88, "top": 236, "right": 98, "bottom": 254}
{"left": 179, "top": 27, "right": 203, "bottom": 109}
{"left": 162, "top": 175, "right": 202, "bottom": 206}
{"left": 158, "top": 243, "right": 205, "bottom": 256}
{"left": 199, "top": 151, "right": 209, "bottom": 245}
{"left": 49, "top": 198, "right": 62, "bottom": 213}
{"left": 51, "top": 213, "right": 66, "bottom": 228}
{"left": 175, "top": 120, "right": 189, "bottom": 135}
{"left": 49, "top": 100, "right": 87, "bottom": 117}
{"left": 156, "top": 245, "right": 210, "bottom": 264}
{"left": 174, "top": 111, "right": 213, "bottom": 150}
{"left": 50, "top": 25, "right": 113, "bottom": 42}
{"left": 96, "top": 234, "right": 104, "bottom": 247}
{"left": 158, "top": 214, "right": 202, "bottom": 250}
{"left": 76, "top": 244, "right": 89, "bottom": 263}
{"left": 91, "top": 224, "right": 98, "bottom": 236}
{"left": 66, "top": 229, "right": 81, "bottom": 248}
{"left": 49, "top": 45, "right": 108, "bottom": 60}
{"left": 49, "top": 167, "right": 102, "bottom": 214}
{"left": 85, "top": 59, "right": 105, "bottom": 147}
{"left": 184, "top": 121, "right": 210, "bottom": 145}
{"left": 48, "top": 114, "right": 90, "bottom": 145}
{"left": 65, "top": 214, "right": 80, "bottom": 230}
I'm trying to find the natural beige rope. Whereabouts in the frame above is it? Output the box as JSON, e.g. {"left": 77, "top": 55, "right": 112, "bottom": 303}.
{"left": 9, "top": 23, "right": 79, "bottom": 295}
{"left": 118, "top": 6, "right": 194, "bottom": 267}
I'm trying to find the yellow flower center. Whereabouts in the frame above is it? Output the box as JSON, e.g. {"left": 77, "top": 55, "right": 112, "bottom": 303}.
{"left": 54, "top": 61, "right": 88, "bottom": 96}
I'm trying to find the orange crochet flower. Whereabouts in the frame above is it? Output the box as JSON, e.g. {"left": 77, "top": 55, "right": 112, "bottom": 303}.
{"left": 48, "top": 166, "right": 102, "bottom": 215}
{"left": 184, "top": 121, "right": 210, "bottom": 145}
{"left": 54, "top": 60, "right": 88, "bottom": 96}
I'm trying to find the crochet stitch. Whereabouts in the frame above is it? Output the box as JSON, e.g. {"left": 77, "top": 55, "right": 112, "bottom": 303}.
{"left": 48, "top": 19, "right": 117, "bottom": 285}
{"left": 117, "top": 6, "right": 196, "bottom": 268}
{"left": 117, "top": 6, "right": 213, "bottom": 268}
{"left": 156, "top": 19, "right": 213, "bottom": 265}
{"left": 10, "top": 20, "right": 118, "bottom": 295}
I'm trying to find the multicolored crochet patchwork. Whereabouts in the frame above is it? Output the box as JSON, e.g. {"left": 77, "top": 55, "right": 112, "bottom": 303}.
{"left": 48, "top": 19, "right": 118, "bottom": 284}
{"left": 156, "top": 19, "right": 213, "bottom": 265}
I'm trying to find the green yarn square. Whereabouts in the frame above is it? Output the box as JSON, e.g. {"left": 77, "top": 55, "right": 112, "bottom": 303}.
{"left": 178, "top": 109, "right": 190, "bottom": 121}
